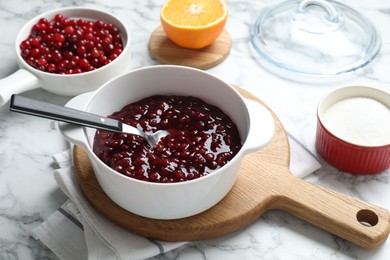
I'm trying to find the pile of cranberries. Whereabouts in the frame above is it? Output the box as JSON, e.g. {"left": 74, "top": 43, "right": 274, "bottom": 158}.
{"left": 93, "top": 95, "right": 242, "bottom": 183}
{"left": 19, "top": 14, "right": 123, "bottom": 74}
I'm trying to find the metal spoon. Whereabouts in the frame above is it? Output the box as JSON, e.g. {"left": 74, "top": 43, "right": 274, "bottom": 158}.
{"left": 9, "top": 94, "right": 170, "bottom": 147}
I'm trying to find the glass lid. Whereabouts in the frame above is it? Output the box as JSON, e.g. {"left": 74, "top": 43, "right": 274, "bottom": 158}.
{"left": 250, "top": 0, "right": 381, "bottom": 77}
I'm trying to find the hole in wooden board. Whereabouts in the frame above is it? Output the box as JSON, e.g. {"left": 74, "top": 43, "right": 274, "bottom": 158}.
{"left": 356, "top": 209, "right": 379, "bottom": 227}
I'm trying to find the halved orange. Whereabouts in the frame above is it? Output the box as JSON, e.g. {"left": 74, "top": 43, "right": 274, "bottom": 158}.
{"left": 160, "top": 0, "right": 228, "bottom": 49}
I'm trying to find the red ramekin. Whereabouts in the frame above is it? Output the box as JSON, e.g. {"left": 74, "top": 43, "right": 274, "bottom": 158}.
{"left": 316, "top": 86, "right": 390, "bottom": 174}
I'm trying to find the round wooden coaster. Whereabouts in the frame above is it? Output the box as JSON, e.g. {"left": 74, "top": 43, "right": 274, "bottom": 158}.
{"left": 73, "top": 87, "right": 290, "bottom": 242}
{"left": 149, "top": 26, "right": 232, "bottom": 70}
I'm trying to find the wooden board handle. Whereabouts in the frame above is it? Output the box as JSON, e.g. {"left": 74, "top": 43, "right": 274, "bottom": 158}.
{"left": 271, "top": 169, "right": 390, "bottom": 249}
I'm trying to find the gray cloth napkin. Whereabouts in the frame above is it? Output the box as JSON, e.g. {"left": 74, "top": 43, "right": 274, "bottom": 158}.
{"left": 31, "top": 134, "right": 321, "bottom": 260}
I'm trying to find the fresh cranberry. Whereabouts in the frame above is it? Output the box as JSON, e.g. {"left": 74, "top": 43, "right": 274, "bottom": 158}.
{"left": 90, "top": 49, "right": 101, "bottom": 58}
{"left": 64, "top": 25, "right": 75, "bottom": 35}
{"left": 20, "top": 13, "right": 123, "bottom": 74}
{"left": 46, "top": 63, "right": 57, "bottom": 73}
{"left": 37, "top": 58, "right": 47, "bottom": 66}
{"left": 93, "top": 95, "right": 242, "bottom": 183}
{"left": 30, "top": 37, "right": 41, "bottom": 47}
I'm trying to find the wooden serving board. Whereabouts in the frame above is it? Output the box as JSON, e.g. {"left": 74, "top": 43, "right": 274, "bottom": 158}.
{"left": 73, "top": 87, "right": 390, "bottom": 249}
{"left": 149, "top": 26, "right": 231, "bottom": 69}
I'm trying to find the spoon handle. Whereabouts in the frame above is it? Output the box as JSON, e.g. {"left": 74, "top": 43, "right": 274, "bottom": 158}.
{"left": 9, "top": 94, "right": 123, "bottom": 132}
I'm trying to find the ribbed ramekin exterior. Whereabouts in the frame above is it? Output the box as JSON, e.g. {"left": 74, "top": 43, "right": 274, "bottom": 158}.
{"left": 316, "top": 120, "right": 390, "bottom": 174}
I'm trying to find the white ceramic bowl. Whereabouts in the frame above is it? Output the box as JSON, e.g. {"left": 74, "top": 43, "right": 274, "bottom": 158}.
{"left": 60, "top": 65, "right": 275, "bottom": 219}
{"left": 0, "top": 7, "right": 131, "bottom": 106}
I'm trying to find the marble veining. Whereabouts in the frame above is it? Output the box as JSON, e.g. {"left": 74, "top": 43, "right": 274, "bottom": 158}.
{"left": 0, "top": 0, "right": 390, "bottom": 259}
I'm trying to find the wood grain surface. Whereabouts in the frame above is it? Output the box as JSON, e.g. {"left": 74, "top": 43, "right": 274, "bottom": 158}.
{"left": 73, "top": 87, "right": 390, "bottom": 249}
{"left": 149, "top": 26, "right": 231, "bottom": 70}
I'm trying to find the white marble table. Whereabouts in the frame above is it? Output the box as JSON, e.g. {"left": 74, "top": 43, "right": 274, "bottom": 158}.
{"left": 0, "top": 0, "right": 389, "bottom": 259}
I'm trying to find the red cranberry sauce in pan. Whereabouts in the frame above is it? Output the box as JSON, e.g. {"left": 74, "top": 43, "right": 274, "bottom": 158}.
{"left": 93, "top": 95, "right": 242, "bottom": 183}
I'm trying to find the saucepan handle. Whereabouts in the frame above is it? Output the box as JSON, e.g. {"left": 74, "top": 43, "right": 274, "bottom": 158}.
{"left": 0, "top": 69, "right": 41, "bottom": 106}
{"left": 274, "top": 172, "right": 390, "bottom": 249}
{"left": 242, "top": 98, "right": 275, "bottom": 155}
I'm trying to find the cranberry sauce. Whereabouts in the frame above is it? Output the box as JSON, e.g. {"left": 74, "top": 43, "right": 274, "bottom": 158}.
{"left": 93, "top": 95, "right": 242, "bottom": 183}
{"left": 20, "top": 14, "right": 123, "bottom": 74}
